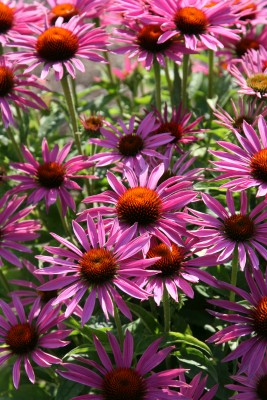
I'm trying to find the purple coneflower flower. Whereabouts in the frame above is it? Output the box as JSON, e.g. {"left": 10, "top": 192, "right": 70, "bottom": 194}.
{"left": 210, "top": 115, "right": 267, "bottom": 196}
{"left": 89, "top": 112, "right": 172, "bottom": 173}
{"left": 0, "top": 296, "right": 70, "bottom": 388}
{"left": 58, "top": 330, "right": 189, "bottom": 400}
{"left": 230, "top": 50, "right": 267, "bottom": 98}
{"left": 45, "top": 0, "right": 105, "bottom": 24}
{"left": 8, "top": 15, "right": 107, "bottom": 80}
{"left": 152, "top": 103, "right": 204, "bottom": 152}
{"left": 78, "top": 163, "right": 197, "bottom": 245}
{"left": 226, "top": 355, "right": 267, "bottom": 399}
{"left": 213, "top": 97, "right": 267, "bottom": 135}
{"left": 0, "top": 57, "right": 48, "bottom": 128}
{"left": 9, "top": 138, "right": 94, "bottom": 215}
{"left": 35, "top": 216, "right": 158, "bottom": 324}
{"left": 136, "top": 237, "right": 217, "bottom": 305}
{"left": 113, "top": 20, "right": 192, "bottom": 70}
{"left": 189, "top": 191, "right": 267, "bottom": 270}
{"left": 0, "top": 194, "right": 40, "bottom": 268}
{"left": 143, "top": 0, "right": 240, "bottom": 51}
{"left": 207, "top": 268, "right": 267, "bottom": 376}
{"left": 179, "top": 371, "right": 218, "bottom": 400}
{"left": 0, "top": 0, "right": 43, "bottom": 45}
{"left": 233, "top": 0, "right": 267, "bottom": 27}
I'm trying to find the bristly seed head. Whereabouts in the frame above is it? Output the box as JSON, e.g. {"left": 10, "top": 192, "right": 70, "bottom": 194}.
{"left": 79, "top": 248, "right": 118, "bottom": 285}
{"left": 223, "top": 214, "right": 254, "bottom": 242}
{"left": 0, "top": 2, "right": 14, "bottom": 34}
{"left": 117, "top": 187, "right": 162, "bottom": 226}
{"left": 174, "top": 7, "right": 208, "bottom": 35}
{"left": 137, "top": 24, "right": 174, "bottom": 53}
{"left": 246, "top": 73, "right": 267, "bottom": 95}
{"left": 250, "top": 149, "right": 267, "bottom": 182}
{"left": 0, "top": 66, "right": 14, "bottom": 97}
{"left": 36, "top": 27, "right": 79, "bottom": 62}
{"left": 252, "top": 296, "right": 267, "bottom": 339}
{"left": 147, "top": 243, "right": 185, "bottom": 277}
{"left": 102, "top": 367, "right": 147, "bottom": 400}
{"left": 6, "top": 322, "right": 39, "bottom": 354}
{"left": 50, "top": 3, "right": 79, "bottom": 24}
{"left": 36, "top": 161, "right": 66, "bottom": 188}
{"left": 153, "top": 121, "right": 183, "bottom": 143}
{"left": 118, "top": 134, "right": 144, "bottom": 157}
{"left": 256, "top": 374, "right": 267, "bottom": 400}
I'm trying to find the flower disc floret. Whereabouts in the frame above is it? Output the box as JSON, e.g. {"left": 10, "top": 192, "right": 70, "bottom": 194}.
{"left": 137, "top": 24, "right": 173, "bottom": 52}
{"left": 250, "top": 148, "right": 267, "bottom": 182}
{"left": 235, "top": 37, "right": 259, "bottom": 57}
{"left": 246, "top": 73, "right": 267, "bottom": 95}
{"left": 36, "top": 161, "right": 66, "bottom": 188}
{"left": 117, "top": 187, "right": 162, "bottom": 226}
{"left": 0, "top": 65, "right": 14, "bottom": 96}
{"left": 147, "top": 243, "right": 184, "bottom": 277}
{"left": 174, "top": 7, "right": 208, "bottom": 35}
{"left": 50, "top": 3, "right": 79, "bottom": 24}
{"left": 36, "top": 27, "right": 79, "bottom": 62}
{"left": 155, "top": 121, "right": 183, "bottom": 142}
{"left": 257, "top": 375, "right": 267, "bottom": 400}
{"left": 79, "top": 248, "right": 118, "bottom": 285}
{"left": 0, "top": 2, "right": 14, "bottom": 34}
{"left": 252, "top": 296, "right": 267, "bottom": 338}
{"left": 6, "top": 323, "right": 38, "bottom": 354}
{"left": 118, "top": 134, "right": 144, "bottom": 157}
{"left": 223, "top": 214, "right": 254, "bottom": 242}
{"left": 103, "top": 367, "right": 147, "bottom": 400}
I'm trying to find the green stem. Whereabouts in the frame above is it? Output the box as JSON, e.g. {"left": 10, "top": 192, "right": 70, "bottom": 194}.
{"left": 165, "top": 61, "right": 173, "bottom": 107}
{"left": 173, "top": 62, "right": 181, "bottom": 107}
{"left": 113, "top": 303, "right": 124, "bottom": 349}
{"left": 208, "top": 50, "right": 214, "bottom": 99}
{"left": 153, "top": 60, "right": 161, "bottom": 110}
{"left": 163, "top": 285, "right": 170, "bottom": 334}
{"left": 60, "top": 74, "right": 83, "bottom": 155}
{"left": 103, "top": 52, "right": 123, "bottom": 114}
{"left": 229, "top": 248, "right": 239, "bottom": 302}
{"left": 182, "top": 54, "right": 189, "bottom": 111}
{"left": 56, "top": 198, "right": 72, "bottom": 240}
{"left": 0, "top": 270, "right": 10, "bottom": 295}
{"left": 6, "top": 126, "right": 23, "bottom": 162}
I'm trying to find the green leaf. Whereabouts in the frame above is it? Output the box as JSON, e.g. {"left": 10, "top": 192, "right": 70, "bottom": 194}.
{"left": 7, "top": 385, "right": 50, "bottom": 400}
{"left": 126, "top": 302, "right": 160, "bottom": 333}
{"left": 55, "top": 378, "right": 84, "bottom": 400}
{"left": 166, "top": 331, "right": 212, "bottom": 355}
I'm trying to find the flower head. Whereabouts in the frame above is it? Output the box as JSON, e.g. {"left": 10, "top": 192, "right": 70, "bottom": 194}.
{"left": 226, "top": 356, "right": 267, "bottom": 399}
{"left": 151, "top": 103, "right": 204, "bottom": 151}
{"left": 9, "top": 138, "right": 94, "bottom": 215}
{"left": 0, "top": 296, "right": 70, "bottom": 388}
{"left": 136, "top": 237, "right": 218, "bottom": 305}
{"left": 58, "top": 330, "right": 189, "bottom": 399}
{"left": 143, "top": 0, "right": 240, "bottom": 51}
{"left": 78, "top": 163, "right": 197, "bottom": 245}
{"left": 0, "top": 194, "right": 40, "bottom": 268}
{"left": 0, "top": 57, "right": 48, "bottom": 128}
{"left": 210, "top": 115, "right": 267, "bottom": 196}
{"left": 233, "top": 0, "right": 267, "bottom": 26}
{"left": 8, "top": 16, "right": 107, "bottom": 80}
{"left": 35, "top": 216, "right": 158, "bottom": 324}
{"left": 89, "top": 112, "right": 173, "bottom": 173}
{"left": 113, "top": 21, "right": 192, "bottom": 70}
{"left": 208, "top": 268, "right": 267, "bottom": 376}
{"left": 45, "top": 0, "right": 105, "bottom": 24}
{"left": 189, "top": 191, "right": 267, "bottom": 270}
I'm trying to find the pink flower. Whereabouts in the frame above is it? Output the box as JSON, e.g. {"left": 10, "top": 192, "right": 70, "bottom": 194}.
{"left": 0, "top": 0, "right": 43, "bottom": 46}
{"left": 213, "top": 97, "right": 267, "bottom": 134}
{"left": 151, "top": 103, "right": 204, "bottom": 151}
{"left": 0, "top": 56, "right": 48, "bottom": 128}
{"left": 35, "top": 216, "right": 158, "bottom": 324}
{"left": 8, "top": 16, "right": 107, "bottom": 80}
{"left": 207, "top": 268, "right": 267, "bottom": 377}
{"left": 0, "top": 296, "right": 70, "bottom": 388}
{"left": 113, "top": 21, "right": 192, "bottom": 70}
{"left": 233, "top": 0, "right": 267, "bottom": 27}
{"left": 89, "top": 112, "right": 173, "bottom": 173}
{"left": 58, "top": 330, "right": 189, "bottom": 400}
{"left": 9, "top": 138, "right": 94, "bottom": 215}
{"left": 210, "top": 115, "right": 267, "bottom": 196}
{"left": 226, "top": 355, "right": 267, "bottom": 399}
{"left": 78, "top": 163, "right": 197, "bottom": 245}
{"left": 143, "top": 0, "right": 240, "bottom": 51}
{"left": 179, "top": 371, "right": 218, "bottom": 400}
{"left": 136, "top": 237, "right": 218, "bottom": 305}
{"left": 0, "top": 194, "right": 40, "bottom": 268}
{"left": 189, "top": 191, "right": 267, "bottom": 270}
{"left": 45, "top": 0, "right": 106, "bottom": 24}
